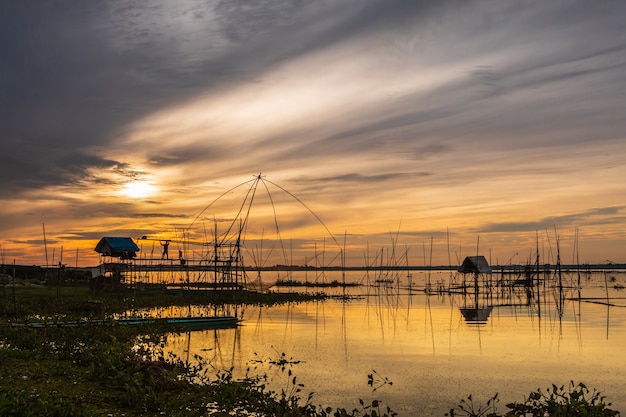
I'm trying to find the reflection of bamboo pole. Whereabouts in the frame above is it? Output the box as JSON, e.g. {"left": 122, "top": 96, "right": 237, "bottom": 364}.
{"left": 605, "top": 272, "right": 610, "bottom": 339}
{"left": 342, "top": 299, "right": 348, "bottom": 361}
{"left": 426, "top": 295, "right": 436, "bottom": 355}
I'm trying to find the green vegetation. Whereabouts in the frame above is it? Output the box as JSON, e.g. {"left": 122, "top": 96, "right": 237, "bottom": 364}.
{"left": 448, "top": 382, "right": 620, "bottom": 416}
{"left": 0, "top": 280, "right": 329, "bottom": 323}
{"left": 0, "top": 322, "right": 397, "bottom": 416}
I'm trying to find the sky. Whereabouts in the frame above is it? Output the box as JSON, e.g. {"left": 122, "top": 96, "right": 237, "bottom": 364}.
{"left": 1, "top": 0, "right": 625, "bottom": 268}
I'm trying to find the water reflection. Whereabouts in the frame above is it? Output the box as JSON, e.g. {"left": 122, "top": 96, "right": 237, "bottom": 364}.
{"left": 459, "top": 306, "right": 493, "bottom": 324}
{"left": 136, "top": 270, "right": 626, "bottom": 416}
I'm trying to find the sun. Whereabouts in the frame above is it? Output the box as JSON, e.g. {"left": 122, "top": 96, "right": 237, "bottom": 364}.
{"left": 121, "top": 180, "right": 157, "bottom": 198}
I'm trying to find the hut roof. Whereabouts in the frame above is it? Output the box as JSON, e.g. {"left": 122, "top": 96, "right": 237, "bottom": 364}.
{"left": 94, "top": 237, "right": 139, "bottom": 259}
{"left": 458, "top": 255, "right": 492, "bottom": 274}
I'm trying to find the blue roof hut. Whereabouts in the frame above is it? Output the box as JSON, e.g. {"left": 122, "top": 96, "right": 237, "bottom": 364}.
{"left": 94, "top": 237, "right": 139, "bottom": 259}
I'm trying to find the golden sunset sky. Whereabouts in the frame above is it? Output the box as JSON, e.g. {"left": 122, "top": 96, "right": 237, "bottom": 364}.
{"left": 1, "top": 1, "right": 625, "bottom": 267}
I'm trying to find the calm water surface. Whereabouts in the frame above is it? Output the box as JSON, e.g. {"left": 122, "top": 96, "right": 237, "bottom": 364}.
{"left": 153, "top": 270, "right": 626, "bottom": 416}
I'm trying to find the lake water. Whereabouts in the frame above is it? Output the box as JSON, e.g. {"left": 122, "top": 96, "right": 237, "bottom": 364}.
{"left": 149, "top": 270, "right": 626, "bottom": 416}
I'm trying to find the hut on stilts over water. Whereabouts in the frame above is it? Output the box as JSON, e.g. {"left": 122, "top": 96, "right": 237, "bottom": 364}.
{"left": 458, "top": 255, "right": 493, "bottom": 324}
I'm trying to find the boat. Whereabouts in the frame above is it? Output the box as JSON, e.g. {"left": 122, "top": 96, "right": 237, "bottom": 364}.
{"left": 9, "top": 316, "right": 240, "bottom": 330}
{"left": 117, "top": 316, "right": 240, "bottom": 329}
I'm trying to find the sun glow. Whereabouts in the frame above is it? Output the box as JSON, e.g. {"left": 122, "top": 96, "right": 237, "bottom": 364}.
{"left": 121, "top": 180, "right": 157, "bottom": 198}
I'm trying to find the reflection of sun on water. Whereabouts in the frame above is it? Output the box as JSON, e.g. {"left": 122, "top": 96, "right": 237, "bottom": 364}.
{"left": 121, "top": 180, "right": 156, "bottom": 198}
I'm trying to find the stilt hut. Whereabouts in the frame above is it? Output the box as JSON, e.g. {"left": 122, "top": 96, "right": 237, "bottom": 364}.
{"left": 458, "top": 255, "right": 492, "bottom": 274}
{"left": 94, "top": 237, "right": 139, "bottom": 259}
{"left": 458, "top": 255, "right": 493, "bottom": 324}
{"left": 92, "top": 237, "right": 140, "bottom": 288}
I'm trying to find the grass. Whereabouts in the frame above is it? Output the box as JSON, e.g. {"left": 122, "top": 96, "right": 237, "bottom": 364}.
{"left": 0, "top": 279, "right": 328, "bottom": 323}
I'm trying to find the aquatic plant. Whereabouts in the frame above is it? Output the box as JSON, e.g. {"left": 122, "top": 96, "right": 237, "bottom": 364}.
{"left": 250, "top": 348, "right": 304, "bottom": 371}
{"left": 447, "top": 393, "right": 499, "bottom": 417}
{"left": 504, "top": 381, "right": 620, "bottom": 417}
{"left": 448, "top": 381, "right": 620, "bottom": 417}
{"left": 368, "top": 369, "right": 393, "bottom": 392}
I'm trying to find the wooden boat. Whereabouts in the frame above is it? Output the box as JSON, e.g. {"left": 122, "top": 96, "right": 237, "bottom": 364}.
{"left": 117, "top": 316, "right": 240, "bottom": 329}
{"left": 13, "top": 316, "right": 240, "bottom": 330}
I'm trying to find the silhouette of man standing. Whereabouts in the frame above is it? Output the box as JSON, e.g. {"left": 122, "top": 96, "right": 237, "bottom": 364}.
{"left": 160, "top": 240, "right": 170, "bottom": 259}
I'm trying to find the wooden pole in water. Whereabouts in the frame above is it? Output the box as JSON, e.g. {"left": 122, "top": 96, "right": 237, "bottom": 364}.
{"left": 57, "top": 245, "right": 63, "bottom": 302}
{"left": 428, "top": 236, "right": 433, "bottom": 290}
{"left": 43, "top": 222, "right": 49, "bottom": 268}
{"left": 214, "top": 219, "right": 218, "bottom": 287}
{"left": 405, "top": 243, "right": 412, "bottom": 293}
{"left": 475, "top": 236, "right": 480, "bottom": 297}
{"left": 12, "top": 259, "right": 17, "bottom": 315}
{"left": 314, "top": 241, "right": 318, "bottom": 284}
{"left": 575, "top": 227, "right": 581, "bottom": 288}
{"left": 422, "top": 241, "right": 428, "bottom": 289}
{"left": 446, "top": 228, "right": 451, "bottom": 269}
{"left": 535, "top": 230, "right": 542, "bottom": 319}
{"left": 342, "top": 231, "right": 346, "bottom": 286}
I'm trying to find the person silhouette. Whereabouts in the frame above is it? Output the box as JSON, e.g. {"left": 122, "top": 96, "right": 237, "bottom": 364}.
{"left": 160, "top": 240, "right": 170, "bottom": 259}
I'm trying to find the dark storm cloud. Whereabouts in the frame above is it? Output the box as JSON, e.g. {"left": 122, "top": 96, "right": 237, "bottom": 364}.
{"left": 0, "top": 2, "right": 154, "bottom": 195}
{"left": 0, "top": 2, "right": 269, "bottom": 191}
{"left": 0, "top": 0, "right": 275, "bottom": 193}
{"left": 0, "top": 138, "right": 125, "bottom": 197}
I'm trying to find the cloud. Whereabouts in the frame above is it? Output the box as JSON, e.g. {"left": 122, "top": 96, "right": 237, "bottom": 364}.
{"left": 479, "top": 207, "right": 626, "bottom": 234}
{"left": 295, "top": 172, "right": 432, "bottom": 185}
{"left": 3, "top": 0, "right": 625, "bottom": 179}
